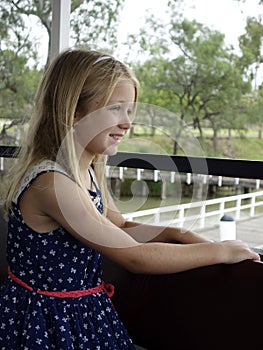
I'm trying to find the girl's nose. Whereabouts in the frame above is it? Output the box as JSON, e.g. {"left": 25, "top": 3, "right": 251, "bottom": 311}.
{"left": 118, "top": 111, "right": 132, "bottom": 130}
{"left": 118, "top": 119, "right": 132, "bottom": 130}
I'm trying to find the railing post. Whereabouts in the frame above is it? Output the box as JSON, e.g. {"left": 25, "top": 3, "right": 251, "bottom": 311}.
{"left": 137, "top": 169, "right": 142, "bottom": 181}
{"left": 154, "top": 170, "right": 159, "bottom": 182}
{"left": 119, "top": 167, "right": 123, "bottom": 180}
{"left": 219, "top": 200, "right": 225, "bottom": 220}
{"left": 106, "top": 166, "right": 110, "bottom": 177}
{"left": 202, "top": 175, "right": 208, "bottom": 184}
{"left": 235, "top": 197, "right": 241, "bottom": 220}
{"left": 178, "top": 207, "right": 184, "bottom": 228}
{"left": 250, "top": 193, "right": 256, "bottom": 217}
{"left": 154, "top": 211, "right": 160, "bottom": 225}
{"left": 199, "top": 204, "right": 206, "bottom": 228}
{"left": 186, "top": 173, "right": 191, "bottom": 185}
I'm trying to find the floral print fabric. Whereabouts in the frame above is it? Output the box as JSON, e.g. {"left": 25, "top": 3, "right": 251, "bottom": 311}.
{"left": 0, "top": 161, "right": 135, "bottom": 349}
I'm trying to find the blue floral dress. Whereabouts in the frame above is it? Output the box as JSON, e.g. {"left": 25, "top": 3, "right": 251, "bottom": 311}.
{"left": 0, "top": 161, "right": 135, "bottom": 349}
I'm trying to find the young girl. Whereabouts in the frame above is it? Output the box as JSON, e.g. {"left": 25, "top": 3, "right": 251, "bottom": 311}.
{"left": 0, "top": 48, "right": 260, "bottom": 349}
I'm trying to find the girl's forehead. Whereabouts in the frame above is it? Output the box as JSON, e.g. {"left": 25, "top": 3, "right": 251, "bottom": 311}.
{"left": 108, "top": 82, "right": 135, "bottom": 103}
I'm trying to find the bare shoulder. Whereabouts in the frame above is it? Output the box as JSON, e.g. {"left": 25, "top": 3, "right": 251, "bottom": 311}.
{"left": 19, "top": 171, "right": 75, "bottom": 233}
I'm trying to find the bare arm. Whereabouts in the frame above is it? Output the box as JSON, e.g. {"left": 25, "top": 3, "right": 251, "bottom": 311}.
{"left": 28, "top": 172, "right": 260, "bottom": 275}
{"left": 106, "top": 194, "right": 211, "bottom": 244}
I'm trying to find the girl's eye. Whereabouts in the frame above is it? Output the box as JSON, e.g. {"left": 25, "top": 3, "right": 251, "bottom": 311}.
{"left": 108, "top": 105, "right": 133, "bottom": 117}
{"left": 109, "top": 105, "right": 121, "bottom": 112}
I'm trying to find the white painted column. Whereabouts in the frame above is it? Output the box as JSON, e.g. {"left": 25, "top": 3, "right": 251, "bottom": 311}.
{"left": 50, "top": 0, "right": 71, "bottom": 61}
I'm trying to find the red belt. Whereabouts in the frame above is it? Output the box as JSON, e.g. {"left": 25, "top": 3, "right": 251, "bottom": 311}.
{"left": 8, "top": 267, "right": 114, "bottom": 299}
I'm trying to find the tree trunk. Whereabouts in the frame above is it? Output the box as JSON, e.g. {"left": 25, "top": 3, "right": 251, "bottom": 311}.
{"left": 173, "top": 140, "right": 178, "bottom": 155}
{"left": 129, "top": 126, "right": 134, "bottom": 138}
{"left": 212, "top": 129, "right": 218, "bottom": 153}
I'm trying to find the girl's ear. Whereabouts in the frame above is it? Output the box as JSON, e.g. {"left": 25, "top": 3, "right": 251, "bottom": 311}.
{"left": 74, "top": 98, "right": 101, "bottom": 123}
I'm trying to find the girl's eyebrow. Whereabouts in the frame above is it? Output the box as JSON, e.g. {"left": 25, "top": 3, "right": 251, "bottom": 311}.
{"left": 108, "top": 100, "right": 133, "bottom": 104}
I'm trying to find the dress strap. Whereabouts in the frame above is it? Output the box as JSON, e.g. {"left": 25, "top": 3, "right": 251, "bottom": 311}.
{"left": 12, "top": 160, "right": 69, "bottom": 205}
{"left": 88, "top": 167, "right": 101, "bottom": 193}
{"left": 87, "top": 167, "right": 103, "bottom": 214}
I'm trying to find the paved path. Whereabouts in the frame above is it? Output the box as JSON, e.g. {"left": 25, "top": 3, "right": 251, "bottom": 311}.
{"left": 196, "top": 214, "right": 263, "bottom": 248}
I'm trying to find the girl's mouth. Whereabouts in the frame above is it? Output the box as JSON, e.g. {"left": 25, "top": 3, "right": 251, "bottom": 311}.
{"left": 109, "top": 134, "right": 122, "bottom": 141}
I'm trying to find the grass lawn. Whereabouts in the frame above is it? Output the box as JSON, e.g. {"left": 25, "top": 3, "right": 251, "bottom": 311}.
{"left": 119, "top": 127, "right": 263, "bottom": 160}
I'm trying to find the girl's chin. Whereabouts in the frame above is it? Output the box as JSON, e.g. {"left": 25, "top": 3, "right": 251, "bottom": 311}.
{"left": 102, "top": 146, "right": 119, "bottom": 156}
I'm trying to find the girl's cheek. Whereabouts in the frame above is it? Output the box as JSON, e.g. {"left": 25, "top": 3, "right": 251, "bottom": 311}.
{"left": 74, "top": 110, "right": 120, "bottom": 147}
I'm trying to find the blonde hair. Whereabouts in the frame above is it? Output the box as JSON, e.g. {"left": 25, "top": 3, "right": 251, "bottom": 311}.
{"left": 5, "top": 48, "right": 139, "bottom": 214}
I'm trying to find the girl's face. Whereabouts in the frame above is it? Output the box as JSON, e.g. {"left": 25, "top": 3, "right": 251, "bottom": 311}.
{"left": 74, "top": 81, "right": 135, "bottom": 157}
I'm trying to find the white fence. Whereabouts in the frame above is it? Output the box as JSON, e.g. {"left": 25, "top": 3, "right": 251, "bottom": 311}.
{"left": 123, "top": 190, "right": 263, "bottom": 230}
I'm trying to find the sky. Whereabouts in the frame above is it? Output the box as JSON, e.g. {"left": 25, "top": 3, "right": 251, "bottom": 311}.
{"left": 117, "top": 0, "right": 262, "bottom": 56}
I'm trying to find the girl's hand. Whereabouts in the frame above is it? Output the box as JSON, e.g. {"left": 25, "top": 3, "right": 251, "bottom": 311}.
{"left": 218, "top": 240, "right": 260, "bottom": 264}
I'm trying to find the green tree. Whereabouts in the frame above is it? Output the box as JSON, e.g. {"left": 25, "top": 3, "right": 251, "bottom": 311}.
{"left": 243, "top": 88, "right": 263, "bottom": 138}
{"left": 0, "top": 4, "right": 41, "bottom": 142}
{"left": 133, "top": 58, "right": 176, "bottom": 137}
{"left": 0, "top": 0, "right": 125, "bottom": 67}
{"left": 167, "top": 17, "right": 252, "bottom": 152}
{"left": 0, "top": 49, "right": 41, "bottom": 142}
{"left": 238, "top": 16, "right": 263, "bottom": 87}
{"left": 131, "top": 15, "right": 251, "bottom": 154}
{"left": 0, "top": 0, "right": 125, "bottom": 139}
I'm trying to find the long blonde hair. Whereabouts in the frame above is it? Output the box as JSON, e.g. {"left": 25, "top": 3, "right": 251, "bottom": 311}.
{"left": 5, "top": 48, "right": 139, "bottom": 214}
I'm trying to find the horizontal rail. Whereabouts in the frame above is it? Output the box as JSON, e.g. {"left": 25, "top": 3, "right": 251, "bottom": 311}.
{"left": 109, "top": 152, "right": 263, "bottom": 179}
{"left": 1, "top": 146, "right": 263, "bottom": 179}
{"left": 106, "top": 167, "right": 262, "bottom": 189}
{"left": 0, "top": 146, "right": 19, "bottom": 158}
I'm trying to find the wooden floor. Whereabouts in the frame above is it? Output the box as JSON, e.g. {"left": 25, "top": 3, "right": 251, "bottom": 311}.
{"left": 196, "top": 214, "right": 263, "bottom": 248}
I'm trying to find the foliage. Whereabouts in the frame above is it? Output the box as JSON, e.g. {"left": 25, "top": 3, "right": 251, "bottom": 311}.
{"left": 0, "top": 50, "right": 41, "bottom": 123}
{"left": 0, "top": 2, "right": 42, "bottom": 139}
{"left": 238, "top": 16, "right": 263, "bottom": 87}
{"left": 0, "top": 0, "right": 125, "bottom": 67}
{"left": 167, "top": 18, "right": 250, "bottom": 134}
{"left": 242, "top": 89, "right": 263, "bottom": 137}
{"left": 1, "top": 0, "right": 263, "bottom": 157}
{"left": 70, "top": 0, "right": 124, "bottom": 48}
{"left": 131, "top": 12, "right": 251, "bottom": 154}
{"left": 0, "top": 0, "right": 124, "bottom": 137}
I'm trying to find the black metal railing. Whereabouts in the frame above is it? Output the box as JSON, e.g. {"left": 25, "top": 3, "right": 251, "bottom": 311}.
{"left": 1, "top": 145, "right": 263, "bottom": 179}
